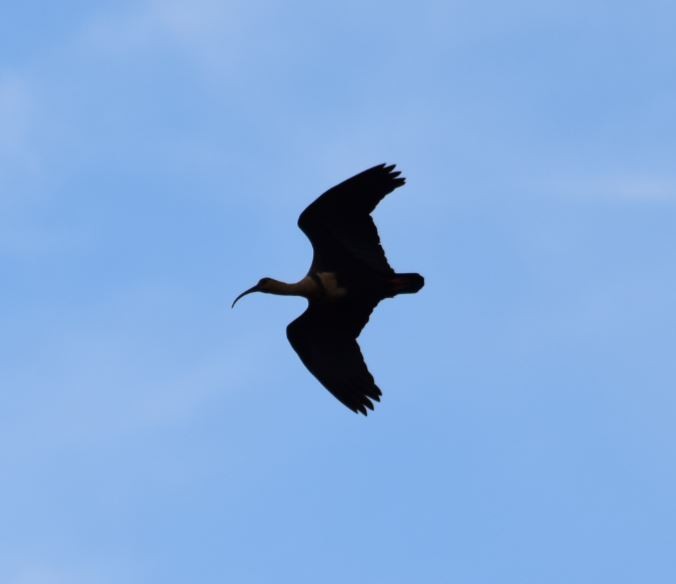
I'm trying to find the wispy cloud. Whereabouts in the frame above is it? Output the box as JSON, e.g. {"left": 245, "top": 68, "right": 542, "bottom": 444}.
{"left": 80, "top": 0, "right": 256, "bottom": 76}
{"left": 0, "top": 74, "right": 39, "bottom": 178}
{"left": 0, "top": 74, "right": 58, "bottom": 256}
{"left": 1, "top": 282, "right": 274, "bottom": 460}
{"left": 536, "top": 174, "right": 676, "bottom": 202}
{"left": 579, "top": 176, "right": 676, "bottom": 201}
{"left": 6, "top": 559, "right": 140, "bottom": 584}
{"left": 599, "top": 176, "right": 676, "bottom": 200}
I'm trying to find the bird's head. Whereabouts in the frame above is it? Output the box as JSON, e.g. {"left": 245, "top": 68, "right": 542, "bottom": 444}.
{"left": 231, "top": 277, "right": 274, "bottom": 308}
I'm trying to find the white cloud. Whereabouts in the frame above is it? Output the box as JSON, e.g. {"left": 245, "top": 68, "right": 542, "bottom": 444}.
{"left": 0, "top": 74, "right": 39, "bottom": 177}
{"left": 81, "top": 0, "right": 254, "bottom": 76}
{"left": 0, "top": 281, "right": 277, "bottom": 461}
{"left": 540, "top": 174, "right": 676, "bottom": 201}
{"left": 6, "top": 560, "right": 140, "bottom": 584}
{"left": 0, "top": 74, "right": 58, "bottom": 256}
{"left": 604, "top": 177, "right": 676, "bottom": 200}
{"left": 9, "top": 567, "right": 81, "bottom": 584}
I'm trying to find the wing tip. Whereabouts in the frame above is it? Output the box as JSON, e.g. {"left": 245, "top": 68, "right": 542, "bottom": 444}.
{"left": 352, "top": 389, "right": 382, "bottom": 416}
{"left": 346, "top": 393, "right": 380, "bottom": 416}
{"left": 381, "top": 163, "right": 406, "bottom": 187}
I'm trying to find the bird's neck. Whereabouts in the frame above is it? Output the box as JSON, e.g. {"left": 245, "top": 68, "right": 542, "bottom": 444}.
{"left": 266, "top": 277, "right": 317, "bottom": 299}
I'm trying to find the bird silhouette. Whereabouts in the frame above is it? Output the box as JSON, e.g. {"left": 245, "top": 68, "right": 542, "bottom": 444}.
{"left": 232, "top": 164, "right": 424, "bottom": 414}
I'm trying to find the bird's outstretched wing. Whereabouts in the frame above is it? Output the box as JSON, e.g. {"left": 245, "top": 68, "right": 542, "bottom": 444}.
{"left": 286, "top": 299, "right": 383, "bottom": 414}
{"left": 298, "top": 164, "right": 405, "bottom": 275}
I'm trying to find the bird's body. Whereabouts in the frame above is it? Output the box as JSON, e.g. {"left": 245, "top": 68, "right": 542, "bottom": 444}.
{"left": 233, "top": 164, "right": 424, "bottom": 415}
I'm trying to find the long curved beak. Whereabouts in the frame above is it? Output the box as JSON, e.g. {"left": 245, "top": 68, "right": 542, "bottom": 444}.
{"left": 231, "top": 284, "right": 260, "bottom": 308}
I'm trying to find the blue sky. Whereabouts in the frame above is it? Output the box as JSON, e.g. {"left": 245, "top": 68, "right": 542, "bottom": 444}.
{"left": 2, "top": 1, "right": 675, "bottom": 582}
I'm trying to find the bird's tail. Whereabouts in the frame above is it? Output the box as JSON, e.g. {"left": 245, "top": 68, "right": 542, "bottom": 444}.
{"left": 389, "top": 273, "right": 425, "bottom": 295}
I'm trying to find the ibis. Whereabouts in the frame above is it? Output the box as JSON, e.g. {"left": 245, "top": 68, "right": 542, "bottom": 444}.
{"left": 232, "top": 164, "right": 424, "bottom": 414}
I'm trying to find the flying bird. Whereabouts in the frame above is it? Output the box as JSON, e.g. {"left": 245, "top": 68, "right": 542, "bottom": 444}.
{"left": 232, "top": 164, "right": 424, "bottom": 414}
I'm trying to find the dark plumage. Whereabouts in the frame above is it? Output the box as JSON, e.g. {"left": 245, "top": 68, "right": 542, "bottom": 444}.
{"left": 233, "top": 164, "right": 424, "bottom": 414}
